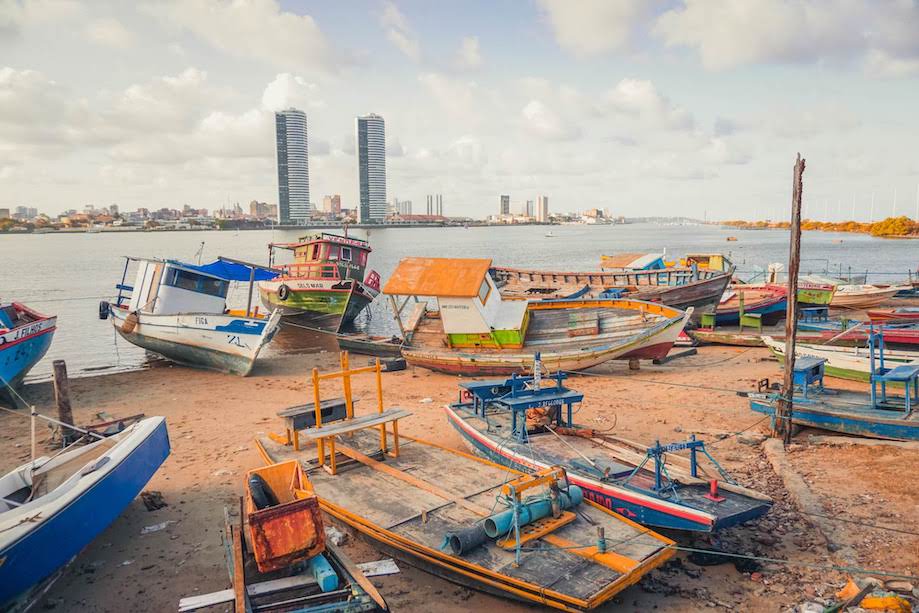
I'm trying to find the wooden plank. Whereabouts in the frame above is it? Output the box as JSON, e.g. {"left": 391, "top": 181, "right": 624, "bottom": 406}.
{"left": 178, "top": 575, "right": 322, "bottom": 612}
{"left": 327, "top": 543, "right": 390, "bottom": 611}
{"left": 300, "top": 409, "right": 412, "bottom": 440}
{"left": 230, "top": 525, "right": 247, "bottom": 613}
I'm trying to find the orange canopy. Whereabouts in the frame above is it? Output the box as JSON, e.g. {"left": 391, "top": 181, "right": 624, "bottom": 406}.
{"left": 383, "top": 257, "right": 492, "bottom": 297}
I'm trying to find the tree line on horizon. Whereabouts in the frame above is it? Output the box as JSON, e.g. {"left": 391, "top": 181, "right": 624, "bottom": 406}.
{"left": 721, "top": 216, "right": 919, "bottom": 237}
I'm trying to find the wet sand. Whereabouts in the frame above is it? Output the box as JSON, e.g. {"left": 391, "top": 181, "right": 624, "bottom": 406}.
{"left": 3, "top": 343, "right": 918, "bottom": 612}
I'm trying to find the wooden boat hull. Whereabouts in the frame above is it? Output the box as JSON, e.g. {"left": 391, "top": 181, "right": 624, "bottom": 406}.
{"left": 402, "top": 301, "right": 690, "bottom": 375}
{"left": 110, "top": 306, "right": 281, "bottom": 376}
{"left": 259, "top": 278, "right": 377, "bottom": 333}
{"left": 715, "top": 287, "right": 787, "bottom": 326}
{"left": 830, "top": 287, "right": 899, "bottom": 309}
{"left": 762, "top": 337, "right": 918, "bottom": 385}
{"left": 867, "top": 308, "right": 919, "bottom": 323}
{"left": 749, "top": 391, "right": 919, "bottom": 441}
{"left": 492, "top": 266, "right": 731, "bottom": 321}
{"left": 0, "top": 417, "right": 170, "bottom": 606}
{"left": 797, "top": 285, "right": 835, "bottom": 306}
{"left": 256, "top": 434, "right": 676, "bottom": 611}
{"left": 0, "top": 306, "right": 56, "bottom": 398}
{"left": 336, "top": 334, "right": 403, "bottom": 358}
{"left": 796, "top": 322, "right": 919, "bottom": 347}
{"left": 687, "top": 328, "right": 769, "bottom": 347}
{"left": 445, "top": 406, "right": 771, "bottom": 532}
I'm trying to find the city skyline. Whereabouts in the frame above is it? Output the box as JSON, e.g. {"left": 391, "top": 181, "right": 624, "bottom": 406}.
{"left": 1, "top": 1, "right": 918, "bottom": 220}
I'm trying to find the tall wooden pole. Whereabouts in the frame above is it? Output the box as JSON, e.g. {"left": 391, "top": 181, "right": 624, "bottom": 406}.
{"left": 52, "top": 360, "right": 75, "bottom": 442}
{"left": 774, "top": 154, "right": 805, "bottom": 444}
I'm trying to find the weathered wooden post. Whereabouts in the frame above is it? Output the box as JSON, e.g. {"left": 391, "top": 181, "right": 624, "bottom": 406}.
{"left": 52, "top": 360, "right": 76, "bottom": 442}
{"left": 774, "top": 154, "right": 805, "bottom": 444}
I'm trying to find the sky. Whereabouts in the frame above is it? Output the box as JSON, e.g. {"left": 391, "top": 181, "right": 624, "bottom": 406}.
{"left": 1, "top": 0, "right": 918, "bottom": 221}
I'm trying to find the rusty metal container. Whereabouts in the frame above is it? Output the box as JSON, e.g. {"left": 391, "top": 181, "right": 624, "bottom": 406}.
{"left": 244, "top": 460, "right": 325, "bottom": 573}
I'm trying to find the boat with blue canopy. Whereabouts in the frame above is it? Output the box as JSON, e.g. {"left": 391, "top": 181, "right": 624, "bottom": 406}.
{"left": 101, "top": 256, "right": 282, "bottom": 376}
{"left": 446, "top": 356, "right": 772, "bottom": 532}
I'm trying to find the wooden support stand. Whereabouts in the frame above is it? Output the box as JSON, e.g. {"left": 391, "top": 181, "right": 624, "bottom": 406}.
{"left": 52, "top": 360, "right": 76, "bottom": 442}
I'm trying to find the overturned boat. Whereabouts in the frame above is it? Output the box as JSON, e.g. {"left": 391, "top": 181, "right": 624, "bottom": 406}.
{"left": 103, "top": 257, "right": 281, "bottom": 376}
{"left": 383, "top": 258, "right": 691, "bottom": 375}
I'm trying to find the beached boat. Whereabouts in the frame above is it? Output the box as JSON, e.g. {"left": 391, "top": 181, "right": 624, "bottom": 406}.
{"left": 797, "top": 320, "right": 919, "bottom": 347}
{"left": 688, "top": 326, "right": 776, "bottom": 347}
{"left": 0, "top": 416, "right": 170, "bottom": 607}
{"left": 829, "top": 285, "right": 900, "bottom": 309}
{"left": 867, "top": 307, "right": 919, "bottom": 323}
{"left": 256, "top": 432, "right": 676, "bottom": 611}
{"left": 384, "top": 258, "right": 691, "bottom": 375}
{"left": 336, "top": 333, "right": 403, "bottom": 358}
{"left": 259, "top": 233, "right": 380, "bottom": 332}
{"left": 103, "top": 257, "right": 282, "bottom": 376}
{"left": 762, "top": 336, "right": 919, "bottom": 384}
{"left": 750, "top": 388, "right": 919, "bottom": 441}
{"left": 0, "top": 303, "right": 56, "bottom": 401}
{"left": 599, "top": 252, "right": 667, "bottom": 270}
{"left": 715, "top": 285, "right": 787, "bottom": 326}
{"left": 493, "top": 262, "right": 731, "bottom": 319}
{"left": 446, "top": 371, "right": 772, "bottom": 532}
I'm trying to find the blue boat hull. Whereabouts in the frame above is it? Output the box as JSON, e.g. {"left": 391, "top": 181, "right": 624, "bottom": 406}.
{"left": 0, "top": 327, "right": 54, "bottom": 397}
{"left": 750, "top": 397, "right": 919, "bottom": 441}
{"left": 0, "top": 419, "right": 171, "bottom": 605}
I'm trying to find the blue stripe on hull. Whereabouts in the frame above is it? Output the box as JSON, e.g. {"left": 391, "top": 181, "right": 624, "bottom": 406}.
{"left": 0, "top": 420, "right": 171, "bottom": 605}
{"left": 447, "top": 418, "right": 712, "bottom": 532}
{"left": 0, "top": 331, "right": 54, "bottom": 396}
{"left": 750, "top": 400, "right": 919, "bottom": 441}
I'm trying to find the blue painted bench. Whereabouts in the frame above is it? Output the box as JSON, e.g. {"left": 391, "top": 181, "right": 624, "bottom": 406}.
{"left": 872, "top": 365, "right": 919, "bottom": 413}
{"left": 792, "top": 356, "right": 826, "bottom": 398}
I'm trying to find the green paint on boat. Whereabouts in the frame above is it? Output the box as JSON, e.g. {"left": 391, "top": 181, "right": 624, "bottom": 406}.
{"left": 769, "top": 348, "right": 906, "bottom": 387}
{"left": 797, "top": 287, "right": 834, "bottom": 305}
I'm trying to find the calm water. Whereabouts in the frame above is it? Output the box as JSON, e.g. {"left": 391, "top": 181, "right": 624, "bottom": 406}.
{"left": 1, "top": 224, "right": 915, "bottom": 381}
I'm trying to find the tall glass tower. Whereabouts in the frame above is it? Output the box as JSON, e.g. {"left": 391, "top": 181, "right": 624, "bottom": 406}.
{"left": 356, "top": 114, "right": 386, "bottom": 223}
{"left": 275, "top": 108, "right": 310, "bottom": 223}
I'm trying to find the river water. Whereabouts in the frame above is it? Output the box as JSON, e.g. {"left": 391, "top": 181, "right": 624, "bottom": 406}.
{"left": 2, "top": 223, "right": 915, "bottom": 381}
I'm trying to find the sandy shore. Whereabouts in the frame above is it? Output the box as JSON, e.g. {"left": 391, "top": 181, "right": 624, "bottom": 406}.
{"left": 3, "top": 341, "right": 918, "bottom": 612}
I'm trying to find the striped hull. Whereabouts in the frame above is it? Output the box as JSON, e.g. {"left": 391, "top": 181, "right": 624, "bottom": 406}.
{"left": 830, "top": 287, "right": 900, "bottom": 309}
{"left": 445, "top": 406, "right": 770, "bottom": 532}
{"left": 402, "top": 307, "right": 690, "bottom": 375}
{"left": 0, "top": 418, "right": 170, "bottom": 606}
{"left": 110, "top": 307, "right": 280, "bottom": 376}
{"left": 0, "top": 315, "right": 56, "bottom": 399}
{"left": 258, "top": 279, "right": 377, "bottom": 332}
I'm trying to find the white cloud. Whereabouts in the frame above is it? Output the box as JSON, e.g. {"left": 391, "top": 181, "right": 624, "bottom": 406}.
{"left": 455, "top": 36, "right": 482, "bottom": 70}
{"left": 418, "top": 72, "right": 480, "bottom": 123}
{"left": 603, "top": 78, "right": 694, "bottom": 131}
{"left": 654, "top": 0, "right": 919, "bottom": 74}
{"left": 144, "top": 0, "right": 343, "bottom": 74}
{"left": 863, "top": 49, "right": 919, "bottom": 78}
{"left": 380, "top": 1, "right": 419, "bottom": 61}
{"left": 520, "top": 99, "right": 581, "bottom": 141}
{"left": 261, "top": 73, "right": 322, "bottom": 112}
{"left": 85, "top": 17, "right": 134, "bottom": 48}
{"left": 537, "top": 0, "right": 654, "bottom": 57}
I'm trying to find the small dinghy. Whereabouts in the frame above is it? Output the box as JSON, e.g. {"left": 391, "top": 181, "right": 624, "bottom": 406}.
{"left": 0, "top": 416, "right": 170, "bottom": 608}
{"left": 103, "top": 257, "right": 282, "bottom": 376}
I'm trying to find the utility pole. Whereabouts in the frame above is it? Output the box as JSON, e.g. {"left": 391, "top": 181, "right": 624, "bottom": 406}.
{"left": 774, "top": 153, "right": 805, "bottom": 445}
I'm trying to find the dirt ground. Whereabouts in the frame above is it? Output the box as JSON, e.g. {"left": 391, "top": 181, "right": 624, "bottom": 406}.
{"left": 3, "top": 336, "right": 918, "bottom": 612}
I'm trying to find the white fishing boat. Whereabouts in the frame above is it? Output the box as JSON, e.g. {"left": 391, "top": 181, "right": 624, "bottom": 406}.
{"left": 762, "top": 336, "right": 919, "bottom": 384}
{"left": 0, "top": 416, "right": 170, "bottom": 608}
{"left": 102, "top": 257, "right": 281, "bottom": 376}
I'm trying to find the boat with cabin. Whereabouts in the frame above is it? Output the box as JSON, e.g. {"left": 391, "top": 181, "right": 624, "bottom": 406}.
{"left": 102, "top": 257, "right": 282, "bottom": 376}
{"left": 259, "top": 233, "right": 380, "bottom": 332}
{"left": 0, "top": 416, "right": 170, "bottom": 608}
{"left": 384, "top": 258, "right": 691, "bottom": 375}
{"left": 446, "top": 365, "right": 772, "bottom": 532}
{"left": 0, "top": 303, "right": 56, "bottom": 403}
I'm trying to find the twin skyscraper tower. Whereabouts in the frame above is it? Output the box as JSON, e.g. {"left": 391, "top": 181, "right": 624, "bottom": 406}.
{"left": 275, "top": 109, "right": 386, "bottom": 224}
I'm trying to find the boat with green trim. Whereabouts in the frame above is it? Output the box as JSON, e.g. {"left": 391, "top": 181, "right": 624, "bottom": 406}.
{"left": 259, "top": 233, "right": 380, "bottom": 332}
{"left": 762, "top": 336, "right": 918, "bottom": 385}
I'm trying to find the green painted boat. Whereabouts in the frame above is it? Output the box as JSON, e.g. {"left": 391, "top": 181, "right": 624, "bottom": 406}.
{"left": 797, "top": 283, "right": 835, "bottom": 306}
{"left": 763, "top": 336, "right": 919, "bottom": 385}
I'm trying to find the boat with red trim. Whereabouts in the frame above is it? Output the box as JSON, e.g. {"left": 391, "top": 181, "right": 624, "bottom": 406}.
{"left": 715, "top": 284, "right": 787, "bottom": 326}
{"left": 446, "top": 366, "right": 771, "bottom": 532}
{"left": 0, "top": 303, "right": 56, "bottom": 403}
{"left": 383, "top": 257, "right": 691, "bottom": 375}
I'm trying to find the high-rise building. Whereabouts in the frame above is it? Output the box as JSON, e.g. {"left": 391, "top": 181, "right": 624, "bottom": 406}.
{"left": 0, "top": 208, "right": 9, "bottom": 219}
{"left": 500, "top": 195, "right": 510, "bottom": 216}
{"left": 321, "top": 194, "right": 342, "bottom": 215}
{"left": 275, "top": 108, "right": 311, "bottom": 223}
{"left": 525, "top": 200, "right": 534, "bottom": 218}
{"left": 536, "top": 195, "right": 549, "bottom": 222}
{"left": 426, "top": 195, "right": 433, "bottom": 215}
{"left": 356, "top": 113, "right": 386, "bottom": 223}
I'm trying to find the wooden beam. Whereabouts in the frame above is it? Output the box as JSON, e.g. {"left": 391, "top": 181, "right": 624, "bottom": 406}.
{"left": 775, "top": 153, "right": 805, "bottom": 444}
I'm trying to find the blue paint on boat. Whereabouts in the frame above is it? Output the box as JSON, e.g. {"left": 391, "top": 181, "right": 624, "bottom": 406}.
{"left": 715, "top": 298, "right": 787, "bottom": 326}
{"left": 0, "top": 419, "right": 171, "bottom": 605}
{"left": 0, "top": 303, "right": 56, "bottom": 395}
{"left": 214, "top": 319, "right": 267, "bottom": 334}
